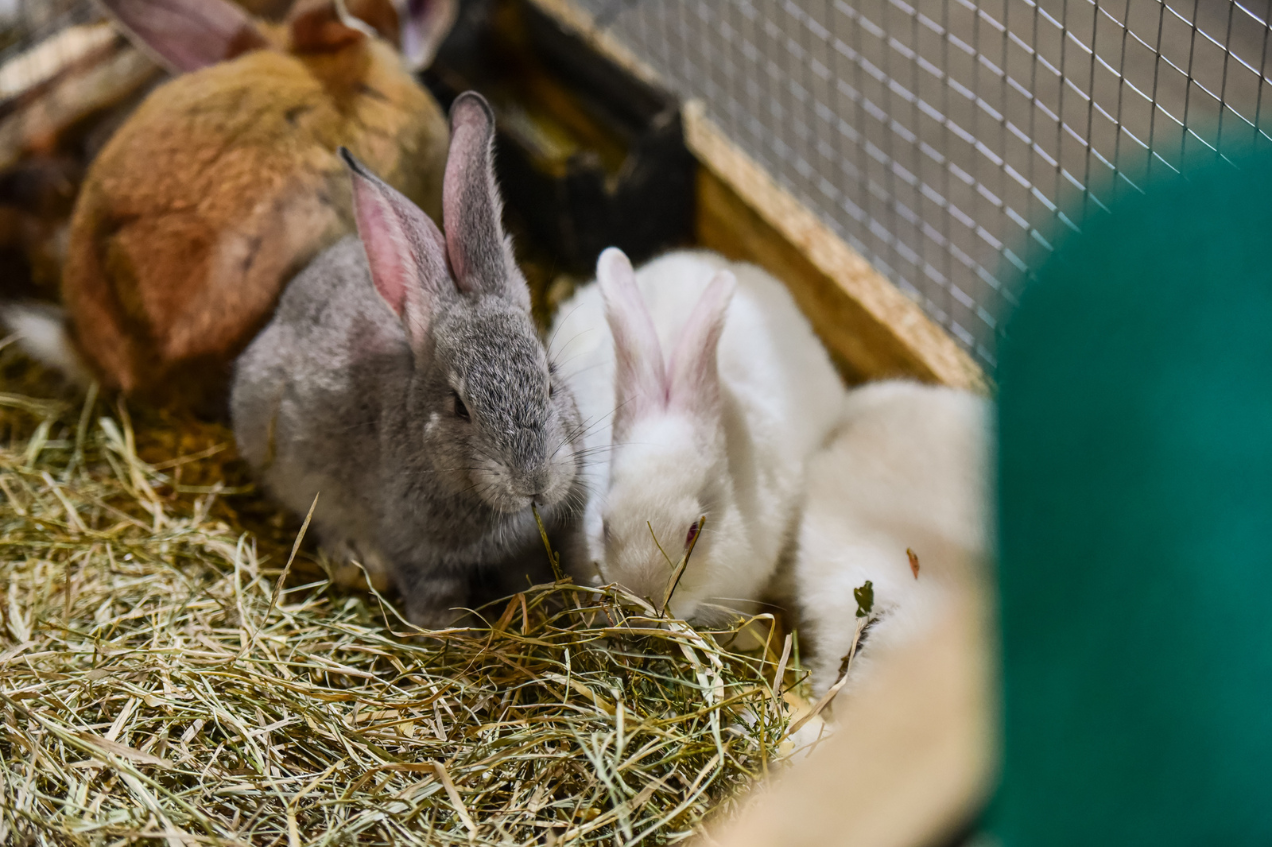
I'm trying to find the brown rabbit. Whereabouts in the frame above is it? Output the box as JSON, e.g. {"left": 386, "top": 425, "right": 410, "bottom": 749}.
{"left": 55, "top": 0, "right": 454, "bottom": 411}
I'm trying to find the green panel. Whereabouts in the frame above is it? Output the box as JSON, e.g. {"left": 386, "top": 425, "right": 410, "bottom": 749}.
{"left": 987, "top": 156, "right": 1272, "bottom": 845}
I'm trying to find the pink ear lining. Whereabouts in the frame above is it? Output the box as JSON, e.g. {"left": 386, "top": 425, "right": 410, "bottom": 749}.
{"left": 342, "top": 148, "right": 450, "bottom": 344}
{"left": 599, "top": 248, "right": 670, "bottom": 431}
{"left": 346, "top": 151, "right": 417, "bottom": 317}
{"left": 399, "top": 0, "right": 458, "bottom": 70}
{"left": 442, "top": 93, "right": 504, "bottom": 293}
{"left": 666, "top": 270, "right": 736, "bottom": 415}
{"left": 351, "top": 182, "right": 414, "bottom": 317}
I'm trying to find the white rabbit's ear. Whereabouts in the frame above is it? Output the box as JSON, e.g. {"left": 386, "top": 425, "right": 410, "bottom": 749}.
{"left": 342, "top": 148, "right": 452, "bottom": 350}
{"left": 599, "top": 248, "right": 668, "bottom": 439}
{"left": 442, "top": 92, "right": 531, "bottom": 309}
{"left": 98, "top": 0, "right": 271, "bottom": 74}
{"left": 667, "top": 270, "right": 736, "bottom": 420}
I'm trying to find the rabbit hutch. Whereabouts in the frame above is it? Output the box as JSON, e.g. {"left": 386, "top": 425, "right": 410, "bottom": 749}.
{"left": 0, "top": 0, "right": 1268, "bottom": 844}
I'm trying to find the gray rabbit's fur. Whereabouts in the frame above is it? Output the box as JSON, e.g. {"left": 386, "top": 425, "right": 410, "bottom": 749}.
{"left": 231, "top": 93, "right": 586, "bottom": 627}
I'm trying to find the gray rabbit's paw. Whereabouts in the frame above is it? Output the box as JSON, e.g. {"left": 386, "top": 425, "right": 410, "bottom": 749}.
{"left": 402, "top": 575, "right": 470, "bottom": 630}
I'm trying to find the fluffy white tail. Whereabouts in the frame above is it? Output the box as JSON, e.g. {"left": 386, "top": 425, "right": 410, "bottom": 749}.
{"left": 1, "top": 302, "right": 91, "bottom": 385}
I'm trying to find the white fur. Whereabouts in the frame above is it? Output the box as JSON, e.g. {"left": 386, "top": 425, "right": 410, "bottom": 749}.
{"left": 550, "top": 249, "right": 845, "bottom": 620}
{"left": 795, "top": 380, "right": 991, "bottom": 698}
{"left": 1, "top": 302, "right": 90, "bottom": 385}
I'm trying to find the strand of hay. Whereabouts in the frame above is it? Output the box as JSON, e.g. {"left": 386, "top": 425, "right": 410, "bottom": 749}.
{"left": 0, "top": 354, "right": 791, "bottom": 846}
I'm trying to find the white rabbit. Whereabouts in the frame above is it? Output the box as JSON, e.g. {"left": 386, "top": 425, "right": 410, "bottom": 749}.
{"left": 794, "top": 380, "right": 991, "bottom": 700}
{"left": 550, "top": 248, "right": 845, "bottom": 621}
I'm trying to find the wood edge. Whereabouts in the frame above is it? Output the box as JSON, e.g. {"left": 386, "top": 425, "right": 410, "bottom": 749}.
{"left": 524, "top": 0, "right": 989, "bottom": 393}
{"left": 706, "top": 587, "right": 998, "bottom": 847}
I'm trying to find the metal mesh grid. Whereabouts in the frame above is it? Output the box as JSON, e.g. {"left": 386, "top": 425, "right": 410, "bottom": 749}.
{"left": 580, "top": 0, "right": 1272, "bottom": 366}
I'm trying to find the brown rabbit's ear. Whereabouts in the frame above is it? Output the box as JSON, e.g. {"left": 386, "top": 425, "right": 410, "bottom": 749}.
{"left": 397, "top": 0, "right": 457, "bottom": 70}
{"left": 342, "top": 148, "right": 452, "bottom": 350}
{"left": 98, "top": 0, "right": 271, "bottom": 74}
{"left": 442, "top": 92, "right": 530, "bottom": 309}
{"left": 288, "top": 0, "right": 373, "bottom": 53}
{"left": 341, "top": 0, "right": 401, "bottom": 46}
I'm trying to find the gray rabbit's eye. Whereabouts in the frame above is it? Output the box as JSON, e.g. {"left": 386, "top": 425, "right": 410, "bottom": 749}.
{"left": 451, "top": 391, "right": 470, "bottom": 422}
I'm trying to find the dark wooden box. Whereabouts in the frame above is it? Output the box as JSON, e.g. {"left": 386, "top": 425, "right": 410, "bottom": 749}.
{"left": 423, "top": 0, "right": 695, "bottom": 274}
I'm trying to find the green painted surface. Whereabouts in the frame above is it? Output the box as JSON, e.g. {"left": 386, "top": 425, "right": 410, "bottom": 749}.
{"left": 987, "top": 155, "right": 1272, "bottom": 845}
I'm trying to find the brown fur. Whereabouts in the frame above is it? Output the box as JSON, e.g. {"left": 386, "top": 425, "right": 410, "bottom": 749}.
{"left": 61, "top": 5, "right": 448, "bottom": 411}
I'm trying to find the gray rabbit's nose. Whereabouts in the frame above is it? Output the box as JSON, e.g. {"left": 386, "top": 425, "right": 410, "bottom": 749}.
{"left": 513, "top": 468, "right": 554, "bottom": 501}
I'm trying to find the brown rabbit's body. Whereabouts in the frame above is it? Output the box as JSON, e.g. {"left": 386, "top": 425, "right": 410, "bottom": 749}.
{"left": 60, "top": 0, "right": 450, "bottom": 409}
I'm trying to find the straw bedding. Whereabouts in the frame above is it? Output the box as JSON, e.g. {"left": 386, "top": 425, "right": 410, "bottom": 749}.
{"left": 0, "top": 348, "right": 797, "bottom": 846}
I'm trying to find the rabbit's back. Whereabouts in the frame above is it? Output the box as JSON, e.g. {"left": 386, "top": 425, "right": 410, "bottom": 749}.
{"left": 232, "top": 236, "right": 408, "bottom": 537}
{"left": 828, "top": 381, "right": 989, "bottom": 558}
{"left": 796, "top": 381, "right": 990, "bottom": 696}
{"left": 63, "top": 42, "right": 445, "bottom": 409}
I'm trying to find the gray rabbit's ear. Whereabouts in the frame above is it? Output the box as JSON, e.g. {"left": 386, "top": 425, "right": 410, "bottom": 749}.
{"left": 598, "top": 248, "right": 667, "bottom": 440}
{"left": 98, "top": 0, "right": 271, "bottom": 74}
{"left": 343, "top": 148, "right": 451, "bottom": 350}
{"left": 442, "top": 92, "right": 531, "bottom": 310}
{"left": 667, "top": 270, "right": 735, "bottom": 422}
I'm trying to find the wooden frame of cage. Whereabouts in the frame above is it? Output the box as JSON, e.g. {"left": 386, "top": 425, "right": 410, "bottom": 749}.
{"left": 525, "top": 0, "right": 986, "bottom": 394}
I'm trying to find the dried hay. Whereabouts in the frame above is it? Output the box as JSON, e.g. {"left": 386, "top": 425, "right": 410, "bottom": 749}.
{"left": 0, "top": 344, "right": 798, "bottom": 846}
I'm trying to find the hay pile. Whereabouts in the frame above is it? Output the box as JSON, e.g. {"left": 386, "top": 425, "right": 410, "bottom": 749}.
{"left": 0, "top": 350, "right": 796, "bottom": 846}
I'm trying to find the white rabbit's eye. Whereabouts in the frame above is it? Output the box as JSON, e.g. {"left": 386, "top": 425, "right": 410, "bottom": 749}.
{"left": 684, "top": 522, "right": 700, "bottom": 549}
{"left": 452, "top": 391, "right": 470, "bottom": 422}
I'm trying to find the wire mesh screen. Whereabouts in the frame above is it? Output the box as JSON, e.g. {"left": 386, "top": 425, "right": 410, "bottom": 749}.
{"left": 579, "top": 0, "right": 1272, "bottom": 366}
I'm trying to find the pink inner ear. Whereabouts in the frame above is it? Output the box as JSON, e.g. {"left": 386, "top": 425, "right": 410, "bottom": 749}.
{"left": 667, "top": 270, "right": 736, "bottom": 414}
{"left": 355, "top": 190, "right": 413, "bottom": 317}
{"left": 344, "top": 149, "right": 450, "bottom": 346}
{"left": 600, "top": 248, "right": 669, "bottom": 431}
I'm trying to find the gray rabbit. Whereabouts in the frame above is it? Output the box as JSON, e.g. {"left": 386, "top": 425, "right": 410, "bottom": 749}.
{"left": 231, "top": 93, "right": 587, "bottom": 628}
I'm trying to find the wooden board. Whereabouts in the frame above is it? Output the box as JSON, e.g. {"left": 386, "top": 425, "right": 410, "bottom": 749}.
{"left": 708, "top": 587, "right": 997, "bottom": 847}
{"left": 524, "top": 0, "right": 987, "bottom": 392}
